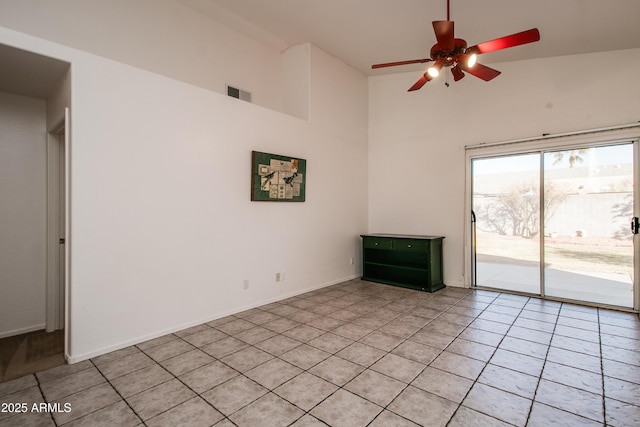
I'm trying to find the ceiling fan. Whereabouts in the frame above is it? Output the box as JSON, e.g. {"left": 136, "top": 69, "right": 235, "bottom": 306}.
{"left": 372, "top": 0, "right": 540, "bottom": 91}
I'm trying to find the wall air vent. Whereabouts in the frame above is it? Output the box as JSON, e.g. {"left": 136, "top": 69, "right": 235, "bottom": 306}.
{"left": 226, "top": 85, "right": 252, "bottom": 103}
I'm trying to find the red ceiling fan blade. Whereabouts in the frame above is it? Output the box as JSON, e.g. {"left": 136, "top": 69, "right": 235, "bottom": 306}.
{"left": 464, "top": 63, "right": 501, "bottom": 81}
{"left": 432, "top": 20, "right": 455, "bottom": 51}
{"left": 451, "top": 65, "right": 465, "bottom": 81}
{"left": 408, "top": 74, "right": 430, "bottom": 92}
{"left": 467, "top": 28, "right": 540, "bottom": 55}
{"left": 372, "top": 58, "right": 433, "bottom": 69}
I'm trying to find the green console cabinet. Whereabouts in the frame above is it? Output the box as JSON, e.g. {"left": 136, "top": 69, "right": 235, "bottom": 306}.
{"left": 361, "top": 234, "right": 445, "bottom": 292}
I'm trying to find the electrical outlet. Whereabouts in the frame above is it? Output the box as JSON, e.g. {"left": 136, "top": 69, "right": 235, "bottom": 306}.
{"left": 243, "top": 279, "right": 249, "bottom": 290}
{"left": 349, "top": 257, "right": 354, "bottom": 265}
{"left": 275, "top": 272, "right": 281, "bottom": 282}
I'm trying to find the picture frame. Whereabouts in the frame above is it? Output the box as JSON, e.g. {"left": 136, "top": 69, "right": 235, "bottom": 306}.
{"left": 251, "top": 151, "right": 306, "bottom": 202}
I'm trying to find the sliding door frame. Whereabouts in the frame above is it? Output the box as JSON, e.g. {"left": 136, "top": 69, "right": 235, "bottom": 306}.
{"left": 464, "top": 125, "right": 640, "bottom": 312}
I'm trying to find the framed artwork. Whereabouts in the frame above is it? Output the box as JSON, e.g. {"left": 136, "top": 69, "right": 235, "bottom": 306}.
{"left": 251, "top": 151, "right": 306, "bottom": 202}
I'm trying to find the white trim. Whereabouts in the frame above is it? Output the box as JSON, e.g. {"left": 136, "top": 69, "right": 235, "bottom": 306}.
{"left": 465, "top": 122, "right": 640, "bottom": 151}
{"left": 45, "top": 131, "right": 61, "bottom": 332}
{"left": 634, "top": 141, "right": 640, "bottom": 311}
{"left": 45, "top": 116, "right": 68, "bottom": 346}
{"left": 0, "top": 324, "right": 46, "bottom": 339}
{"left": 539, "top": 153, "right": 546, "bottom": 298}
{"left": 64, "top": 107, "right": 71, "bottom": 362}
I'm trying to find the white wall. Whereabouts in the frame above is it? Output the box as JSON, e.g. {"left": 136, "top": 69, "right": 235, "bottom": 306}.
{"left": 0, "top": 19, "right": 368, "bottom": 361}
{"left": 282, "top": 44, "right": 310, "bottom": 121}
{"left": 0, "top": 92, "right": 47, "bottom": 338}
{"left": 46, "top": 68, "right": 71, "bottom": 130}
{"left": 306, "top": 44, "right": 369, "bottom": 273}
{"left": 368, "top": 48, "right": 640, "bottom": 287}
{"left": 310, "top": 45, "right": 369, "bottom": 142}
{"left": 69, "top": 57, "right": 367, "bottom": 360}
{"left": 0, "top": 0, "right": 284, "bottom": 113}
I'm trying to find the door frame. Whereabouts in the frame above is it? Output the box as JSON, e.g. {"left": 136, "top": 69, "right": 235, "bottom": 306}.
{"left": 464, "top": 126, "right": 640, "bottom": 311}
{"left": 46, "top": 116, "right": 67, "bottom": 332}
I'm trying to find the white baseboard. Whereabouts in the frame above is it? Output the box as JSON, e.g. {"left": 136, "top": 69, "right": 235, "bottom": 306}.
{"left": 0, "top": 323, "right": 46, "bottom": 339}
{"left": 66, "top": 274, "right": 361, "bottom": 364}
{"left": 443, "top": 281, "right": 466, "bottom": 288}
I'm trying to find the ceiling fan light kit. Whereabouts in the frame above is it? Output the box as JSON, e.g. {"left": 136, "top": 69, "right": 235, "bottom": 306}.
{"left": 372, "top": 0, "right": 540, "bottom": 92}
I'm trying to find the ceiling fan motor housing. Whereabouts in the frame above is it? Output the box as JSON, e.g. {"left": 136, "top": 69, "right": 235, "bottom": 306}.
{"left": 430, "top": 38, "right": 467, "bottom": 68}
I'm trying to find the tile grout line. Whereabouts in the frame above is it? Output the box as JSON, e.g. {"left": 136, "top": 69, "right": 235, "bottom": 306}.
{"left": 32, "top": 373, "right": 58, "bottom": 427}
{"left": 524, "top": 300, "right": 563, "bottom": 427}
{"left": 200, "top": 288, "right": 452, "bottom": 426}
{"left": 89, "top": 358, "right": 145, "bottom": 426}
{"left": 367, "top": 291, "right": 487, "bottom": 426}
{"left": 275, "top": 292, "right": 428, "bottom": 425}
{"left": 442, "top": 291, "right": 528, "bottom": 426}
{"left": 136, "top": 334, "right": 243, "bottom": 426}
{"left": 349, "top": 293, "right": 456, "bottom": 426}
{"left": 133, "top": 294, "right": 397, "bottom": 425}
{"left": 297, "top": 290, "right": 448, "bottom": 426}
{"left": 530, "top": 304, "right": 610, "bottom": 426}
{"left": 597, "top": 307, "right": 607, "bottom": 426}
{"left": 302, "top": 288, "right": 494, "bottom": 425}
{"left": 199, "top": 289, "right": 389, "bottom": 424}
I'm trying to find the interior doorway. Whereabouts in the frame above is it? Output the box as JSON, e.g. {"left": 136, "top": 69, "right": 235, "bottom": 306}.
{"left": 471, "top": 141, "right": 637, "bottom": 309}
{"left": 0, "top": 44, "right": 70, "bottom": 381}
{"left": 0, "top": 110, "right": 67, "bottom": 383}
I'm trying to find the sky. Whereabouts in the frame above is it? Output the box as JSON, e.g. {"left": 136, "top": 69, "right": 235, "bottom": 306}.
{"left": 472, "top": 142, "right": 634, "bottom": 176}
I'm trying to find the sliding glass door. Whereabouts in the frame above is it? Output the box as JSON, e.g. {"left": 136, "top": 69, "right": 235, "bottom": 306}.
{"left": 472, "top": 153, "right": 541, "bottom": 294}
{"left": 472, "top": 142, "right": 636, "bottom": 308}
{"left": 543, "top": 144, "right": 634, "bottom": 306}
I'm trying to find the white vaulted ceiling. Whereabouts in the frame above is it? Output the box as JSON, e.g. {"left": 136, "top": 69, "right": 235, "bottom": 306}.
{"left": 179, "top": 0, "right": 640, "bottom": 75}
{"left": 2, "top": 0, "right": 639, "bottom": 100}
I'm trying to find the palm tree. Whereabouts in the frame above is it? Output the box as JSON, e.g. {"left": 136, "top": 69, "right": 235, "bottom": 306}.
{"left": 552, "top": 149, "right": 589, "bottom": 168}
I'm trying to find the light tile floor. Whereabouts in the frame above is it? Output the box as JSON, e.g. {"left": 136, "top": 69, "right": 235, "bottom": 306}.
{"left": 1, "top": 279, "right": 639, "bottom": 426}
